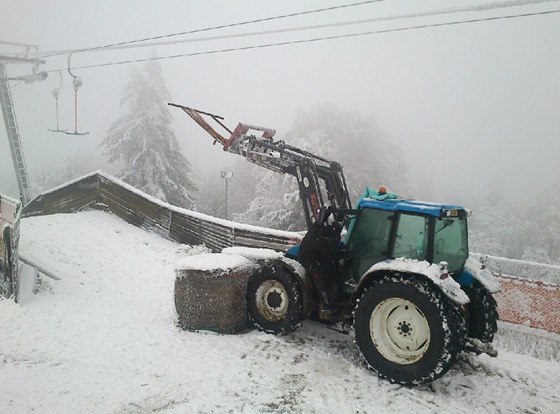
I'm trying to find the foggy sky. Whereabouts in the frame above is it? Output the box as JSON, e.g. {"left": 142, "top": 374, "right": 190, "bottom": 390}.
{"left": 1, "top": 0, "right": 559, "bottom": 207}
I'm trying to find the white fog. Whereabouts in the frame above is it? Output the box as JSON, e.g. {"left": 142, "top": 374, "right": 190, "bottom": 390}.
{"left": 1, "top": 1, "right": 559, "bottom": 256}
{"left": 2, "top": 2, "right": 560, "bottom": 413}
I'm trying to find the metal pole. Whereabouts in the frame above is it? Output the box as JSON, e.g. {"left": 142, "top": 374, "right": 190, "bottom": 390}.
{"left": 225, "top": 177, "right": 229, "bottom": 220}
{"left": 221, "top": 171, "right": 233, "bottom": 220}
{"left": 74, "top": 89, "right": 78, "bottom": 133}
{"left": 0, "top": 63, "right": 32, "bottom": 204}
{"left": 55, "top": 95, "right": 59, "bottom": 131}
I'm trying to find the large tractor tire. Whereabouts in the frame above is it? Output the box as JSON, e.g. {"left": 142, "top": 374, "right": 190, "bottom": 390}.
{"left": 246, "top": 263, "right": 304, "bottom": 335}
{"left": 463, "top": 280, "right": 498, "bottom": 342}
{"left": 353, "top": 274, "right": 466, "bottom": 385}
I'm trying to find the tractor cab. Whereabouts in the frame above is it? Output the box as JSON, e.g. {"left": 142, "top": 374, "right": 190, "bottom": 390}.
{"left": 342, "top": 189, "right": 469, "bottom": 294}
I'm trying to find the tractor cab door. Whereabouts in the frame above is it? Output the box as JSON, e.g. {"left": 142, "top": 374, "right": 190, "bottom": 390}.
{"left": 343, "top": 208, "right": 393, "bottom": 289}
{"left": 391, "top": 213, "right": 430, "bottom": 261}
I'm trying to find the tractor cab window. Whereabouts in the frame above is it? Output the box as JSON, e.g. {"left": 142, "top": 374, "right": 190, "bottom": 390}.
{"left": 392, "top": 213, "right": 428, "bottom": 261}
{"left": 345, "top": 208, "right": 393, "bottom": 281}
{"left": 433, "top": 215, "right": 468, "bottom": 273}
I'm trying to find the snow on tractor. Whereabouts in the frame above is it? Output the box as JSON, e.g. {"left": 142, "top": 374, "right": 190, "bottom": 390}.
{"left": 171, "top": 103, "right": 500, "bottom": 386}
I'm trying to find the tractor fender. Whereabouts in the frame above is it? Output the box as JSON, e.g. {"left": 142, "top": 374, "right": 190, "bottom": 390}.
{"left": 354, "top": 258, "right": 470, "bottom": 305}
{"left": 276, "top": 257, "right": 314, "bottom": 315}
{"left": 463, "top": 256, "right": 501, "bottom": 294}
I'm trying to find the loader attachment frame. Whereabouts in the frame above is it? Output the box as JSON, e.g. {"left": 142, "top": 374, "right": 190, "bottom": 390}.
{"left": 170, "top": 103, "right": 352, "bottom": 230}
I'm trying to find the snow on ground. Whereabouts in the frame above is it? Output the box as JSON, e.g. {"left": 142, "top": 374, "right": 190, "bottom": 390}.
{"left": 1, "top": 210, "right": 559, "bottom": 413}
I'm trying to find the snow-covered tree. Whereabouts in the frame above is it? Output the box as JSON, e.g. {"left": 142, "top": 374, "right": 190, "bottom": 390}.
{"left": 235, "top": 170, "right": 304, "bottom": 231}
{"left": 468, "top": 182, "right": 560, "bottom": 266}
{"left": 32, "top": 153, "right": 101, "bottom": 194}
{"left": 100, "top": 61, "right": 196, "bottom": 208}
{"left": 196, "top": 172, "right": 225, "bottom": 219}
{"left": 236, "top": 104, "right": 409, "bottom": 231}
{"left": 468, "top": 205, "right": 510, "bottom": 257}
{"left": 285, "top": 103, "right": 410, "bottom": 200}
{"left": 528, "top": 177, "right": 560, "bottom": 264}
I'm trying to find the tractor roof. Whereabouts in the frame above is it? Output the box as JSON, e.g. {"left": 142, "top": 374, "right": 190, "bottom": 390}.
{"left": 358, "top": 197, "right": 466, "bottom": 218}
{"left": 355, "top": 187, "right": 465, "bottom": 218}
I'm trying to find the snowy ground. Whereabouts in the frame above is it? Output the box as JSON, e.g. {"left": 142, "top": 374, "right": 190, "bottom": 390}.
{"left": 1, "top": 211, "right": 559, "bottom": 413}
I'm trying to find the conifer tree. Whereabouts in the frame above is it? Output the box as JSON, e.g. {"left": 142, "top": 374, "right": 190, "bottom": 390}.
{"left": 101, "top": 61, "right": 196, "bottom": 208}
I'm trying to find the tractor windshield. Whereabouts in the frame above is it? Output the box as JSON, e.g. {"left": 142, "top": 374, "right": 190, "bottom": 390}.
{"left": 433, "top": 215, "right": 468, "bottom": 274}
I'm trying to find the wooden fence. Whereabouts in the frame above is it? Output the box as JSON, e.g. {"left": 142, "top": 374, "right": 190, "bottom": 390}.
{"left": 22, "top": 171, "right": 302, "bottom": 252}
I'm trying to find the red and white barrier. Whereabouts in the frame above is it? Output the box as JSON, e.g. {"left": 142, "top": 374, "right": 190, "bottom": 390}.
{"left": 495, "top": 275, "right": 560, "bottom": 334}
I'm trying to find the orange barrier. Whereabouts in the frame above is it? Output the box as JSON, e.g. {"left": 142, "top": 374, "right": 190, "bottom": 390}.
{"left": 495, "top": 275, "right": 560, "bottom": 334}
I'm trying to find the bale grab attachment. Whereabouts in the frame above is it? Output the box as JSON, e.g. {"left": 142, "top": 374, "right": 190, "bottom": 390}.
{"left": 169, "top": 103, "right": 352, "bottom": 229}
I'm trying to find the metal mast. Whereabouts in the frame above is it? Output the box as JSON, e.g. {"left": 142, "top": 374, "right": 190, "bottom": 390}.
{"left": 0, "top": 49, "right": 45, "bottom": 205}
{"left": 0, "top": 62, "right": 32, "bottom": 204}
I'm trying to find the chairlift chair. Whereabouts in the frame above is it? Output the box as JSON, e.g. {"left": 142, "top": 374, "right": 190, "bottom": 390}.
{"left": 48, "top": 70, "right": 67, "bottom": 133}
{"left": 62, "top": 52, "right": 89, "bottom": 135}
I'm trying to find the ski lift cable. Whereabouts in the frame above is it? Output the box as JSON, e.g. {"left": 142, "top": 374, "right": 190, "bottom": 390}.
{"left": 43, "top": 8, "right": 560, "bottom": 73}
{"left": 9, "top": 0, "right": 558, "bottom": 59}
{"left": 37, "top": 0, "right": 386, "bottom": 59}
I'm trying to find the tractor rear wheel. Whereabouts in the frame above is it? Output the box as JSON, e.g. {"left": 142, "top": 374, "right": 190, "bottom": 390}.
{"left": 463, "top": 280, "right": 498, "bottom": 342}
{"left": 353, "top": 274, "right": 465, "bottom": 385}
{"left": 246, "top": 264, "right": 303, "bottom": 335}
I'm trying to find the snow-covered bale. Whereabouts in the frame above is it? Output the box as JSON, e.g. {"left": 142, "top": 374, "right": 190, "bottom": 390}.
{"left": 174, "top": 253, "right": 258, "bottom": 334}
{"left": 221, "top": 246, "right": 284, "bottom": 261}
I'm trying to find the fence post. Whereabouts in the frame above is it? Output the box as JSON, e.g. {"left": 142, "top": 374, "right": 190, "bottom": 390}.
{"left": 0, "top": 193, "right": 21, "bottom": 299}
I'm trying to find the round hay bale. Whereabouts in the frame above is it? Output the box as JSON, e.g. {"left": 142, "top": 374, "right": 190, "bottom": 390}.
{"left": 174, "top": 253, "right": 258, "bottom": 334}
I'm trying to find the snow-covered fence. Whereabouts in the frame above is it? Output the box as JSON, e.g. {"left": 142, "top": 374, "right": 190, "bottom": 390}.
{"left": 494, "top": 321, "right": 560, "bottom": 361}
{"left": 472, "top": 253, "right": 560, "bottom": 285}
{"left": 21, "top": 171, "right": 560, "bottom": 335}
{"left": 22, "top": 171, "right": 302, "bottom": 252}
{"left": 22, "top": 172, "right": 100, "bottom": 217}
{"left": 0, "top": 193, "right": 21, "bottom": 298}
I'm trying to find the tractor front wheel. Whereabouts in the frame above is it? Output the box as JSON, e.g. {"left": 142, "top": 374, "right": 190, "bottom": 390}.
{"left": 353, "top": 274, "right": 465, "bottom": 385}
{"left": 246, "top": 264, "right": 303, "bottom": 335}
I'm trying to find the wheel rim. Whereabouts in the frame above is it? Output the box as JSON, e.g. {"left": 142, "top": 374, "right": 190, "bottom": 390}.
{"left": 369, "top": 298, "right": 431, "bottom": 364}
{"left": 255, "top": 280, "right": 289, "bottom": 322}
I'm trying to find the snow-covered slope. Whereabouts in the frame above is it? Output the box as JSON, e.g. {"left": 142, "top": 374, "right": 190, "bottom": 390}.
{"left": 1, "top": 211, "right": 559, "bottom": 413}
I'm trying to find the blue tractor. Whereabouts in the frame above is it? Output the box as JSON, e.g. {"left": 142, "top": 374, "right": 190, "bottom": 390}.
{"left": 173, "top": 104, "right": 500, "bottom": 386}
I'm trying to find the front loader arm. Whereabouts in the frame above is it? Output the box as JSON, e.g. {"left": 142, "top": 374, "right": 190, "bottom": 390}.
{"left": 170, "top": 103, "right": 351, "bottom": 230}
